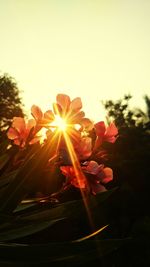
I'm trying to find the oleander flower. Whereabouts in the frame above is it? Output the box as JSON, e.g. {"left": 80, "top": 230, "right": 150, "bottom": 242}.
{"left": 7, "top": 117, "right": 40, "bottom": 147}
{"left": 60, "top": 165, "right": 87, "bottom": 189}
{"left": 74, "top": 136, "right": 92, "bottom": 160}
{"left": 94, "top": 121, "right": 118, "bottom": 150}
{"left": 60, "top": 160, "right": 113, "bottom": 194}
{"left": 31, "top": 105, "right": 55, "bottom": 128}
{"left": 53, "top": 94, "right": 93, "bottom": 130}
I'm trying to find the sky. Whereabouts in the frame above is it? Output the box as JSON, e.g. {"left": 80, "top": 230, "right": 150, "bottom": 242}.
{"left": 0, "top": 0, "right": 150, "bottom": 122}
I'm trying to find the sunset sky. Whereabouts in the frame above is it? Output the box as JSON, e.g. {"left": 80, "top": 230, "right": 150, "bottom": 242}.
{"left": 0, "top": 0, "right": 150, "bottom": 122}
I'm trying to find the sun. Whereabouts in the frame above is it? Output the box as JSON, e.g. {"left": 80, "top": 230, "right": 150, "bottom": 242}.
{"left": 52, "top": 115, "right": 67, "bottom": 131}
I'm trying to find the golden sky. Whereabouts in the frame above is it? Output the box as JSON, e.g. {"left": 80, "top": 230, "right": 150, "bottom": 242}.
{"left": 0, "top": 0, "right": 150, "bottom": 122}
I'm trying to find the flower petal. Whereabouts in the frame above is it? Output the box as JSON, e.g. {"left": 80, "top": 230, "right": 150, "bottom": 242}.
{"left": 101, "top": 167, "right": 113, "bottom": 184}
{"left": 84, "top": 160, "right": 99, "bottom": 175}
{"left": 53, "top": 103, "right": 62, "bottom": 115}
{"left": 105, "top": 123, "right": 118, "bottom": 137}
{"left": 76, "top": 137, "right": 92, "bottom": 160}
{"left": 69, "top": 111, "right": 85, "bottom": 124}
{"left": 7, "top": 127, "right": 19, "bottom": 140}
{"left": 70, "top": 97, "right": 82, "bottom": 111}
{"left": 71, "top": 176, "right": 86, "bottom": 189}
{"left": 81, "top": 118, "right": 94, "bottom": 131}
{"left": 60, "top": 166, "right": 86, "bottom": 189}
{"left": 12, "top": 117, "right": 26, "bottom": 134}
{"left": 14, "top": 139, "right": 21, "bottom": 146}
{"left": 44, "top": 110, "right": 55, "bottom": 122}
{"left": 94, "top": 121, "right": 106, "bottom": 137}
{"left": 56, "top": 94, "right": 71, "bottom": 111}
{"left": 27, "top": 119, "right": 36, "bottom": 131}
{"left": 31, "top": 105, "right": 43, "bottom": 121}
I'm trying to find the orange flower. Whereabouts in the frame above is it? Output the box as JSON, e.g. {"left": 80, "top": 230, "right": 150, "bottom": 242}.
{"left": 94, "top": 121, "right": 118, "bottom": 150}
{"left": 7, "top": 117, "right": 40, "bottom": 147}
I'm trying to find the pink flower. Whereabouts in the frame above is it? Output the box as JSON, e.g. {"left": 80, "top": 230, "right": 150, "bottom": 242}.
{"left": 60, "top": 160, "right": 113, "bottom": 194}
{"left": 53, "top": 94, "right": 93, "bottom": 129}
{"left": 94, "top": 121, "right": 118, "bottom": 150}
{"left": 60, "top": 166, "right": 87, "bottom": 189}
{"left": 82, "top": 160, "right": 113, "bottom": 194}
{"left": 31, "top": 105, "right": 55, "bottom": 128}
{"left": 74, "top": 137, "right": 92, "bottom": 160}
{"left": 7, "top": 117, "right": 40, "bottom": 147}
{"left": 31, "top": 105, "right": 43, "bottom": 121}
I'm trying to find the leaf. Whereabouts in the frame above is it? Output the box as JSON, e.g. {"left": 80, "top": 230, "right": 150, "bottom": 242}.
{"left": 0, "top": 154, "right": 10, "bottom": 170}
{"left": 0, "top": 238, "right": 132, "bottom": 264}
{"left": 94, "top": 186, "right": 118, "bottom": 202}
{"left": 12, "top": 187, "right": 117, "bottom": 223}
{"left": 0, "top": 140, "right": 10, "bottom": 155}
{"left": 0, "top": 140, "right": 58, "bottom": 213}
{"left": 13, "top": 196, "right": 55, "bottom": 214}
{"left": 0, "top": 218, "right": 65, "bottom": 242}
{"left": 73, "top": 224, "right": 109, "bottom": 242}
{"left": 13, "top": 202, "right": 37, "bottom": 213}
{"left": 9, "top": 187, "right": 118, "bottom": 244}
{"left": 0, "top": 170, "right": 18, "bottom": 190}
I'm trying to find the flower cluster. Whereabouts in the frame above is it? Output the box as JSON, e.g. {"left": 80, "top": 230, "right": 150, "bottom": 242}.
{"left": 7, "top": 94, "right": 118, "bottom": 195}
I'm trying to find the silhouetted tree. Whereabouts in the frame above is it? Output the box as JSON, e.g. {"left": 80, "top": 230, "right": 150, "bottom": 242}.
{"left": 0, "top": 74, "right": 24, "bottom": 141}
{"left": 103, "top": 94, "right": 148, "bottom": 128}
{"left": 144, "top": 95, "right": 150, "bottom": 119}
{"left": 103, "top": 95, "right": 150, "bottom": 200}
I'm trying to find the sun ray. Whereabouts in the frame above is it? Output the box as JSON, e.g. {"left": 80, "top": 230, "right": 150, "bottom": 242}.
{"left": 63, "top": 131, "right": 95, "bottom": 228}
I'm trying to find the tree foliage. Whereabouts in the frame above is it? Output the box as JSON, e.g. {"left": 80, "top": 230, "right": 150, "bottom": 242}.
{"left": 0, "top": 74, "right": 24, "bottom": 138}
{"left": 103, "top": 94, "right": 150, "bottom": 195}
{"left": 103, "top": 94, "right": 150, "bottom": 128}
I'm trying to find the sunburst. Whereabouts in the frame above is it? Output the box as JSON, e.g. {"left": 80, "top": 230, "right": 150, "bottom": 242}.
{"left": 52, "top": 115, "right": 67, "bottom": 132}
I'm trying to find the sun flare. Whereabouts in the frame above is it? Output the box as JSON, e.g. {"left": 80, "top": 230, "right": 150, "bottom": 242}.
{"left": 52, "top": 115, "right": 67, "bottom": 132}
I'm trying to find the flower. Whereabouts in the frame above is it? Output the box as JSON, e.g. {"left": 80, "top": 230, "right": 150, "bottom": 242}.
{"left": 31, "top": 105, "right": 43, "bottom": 121}
{"left": 94, "top": 121, "right": 118, "bottom": 150}
{"left": 60, "top": 165, "right": 87, "bottom": 189}
{"left": 82, "top": 160, "right": 113, "bottom": 182}
{"left": 60, "top": 160, "right": 113, "bottom": 194}
{"left": 74, "top": 137, "right": 92, "bottom": 160}
{"left": 7, "top": 117, "right": 40, "bottom": 147}
{"left": 83, "top": 160, "right": 113, "bottom": 194}
{"left": 31, "top": 105, "right": 55, "bottom": 128}
{"left": 53, "top": 94, "right": 93, "bottom": 130}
